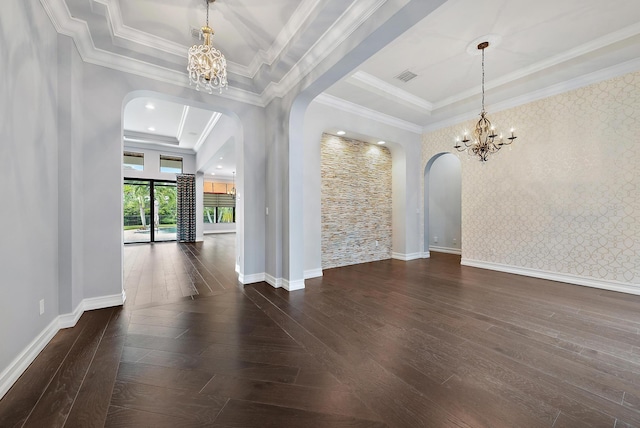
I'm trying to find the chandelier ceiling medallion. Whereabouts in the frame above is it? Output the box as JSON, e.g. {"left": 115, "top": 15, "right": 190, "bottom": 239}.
{"left": 188, "top": 0, "right": 228, "bottom": 94}
{"left": 454, "top": 41, "right": 517, "bottom": 162}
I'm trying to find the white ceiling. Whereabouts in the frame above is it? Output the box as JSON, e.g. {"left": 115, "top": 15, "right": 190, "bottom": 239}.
{"left": 123, "top": 97, "right": 220, "bottom": 151}
{"left": 325, "top": 0, "right": 640, "bottom": 129}
{"left": 51, "top": 0, "right": 640, "bottom": 169}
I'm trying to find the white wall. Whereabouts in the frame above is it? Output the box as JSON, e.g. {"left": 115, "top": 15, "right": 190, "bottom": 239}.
{"left": 0, "top": 0, "right": 61, "bottom": 391}
{"left": 427, "top": 153, "right": 461, "bottom": 253}
{"left": 122, "top": 146, "right": 196, "bottom": 181}
{"left": 122, "top": 146, "right": 198, "bottom": 239}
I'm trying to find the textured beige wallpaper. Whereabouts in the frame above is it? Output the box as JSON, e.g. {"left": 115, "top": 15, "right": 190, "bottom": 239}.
{"left": 423, "top": 71, "right": 640, "bottom": 285}
{"left": 321, "top": 134, "right": 392, "bottom": 269}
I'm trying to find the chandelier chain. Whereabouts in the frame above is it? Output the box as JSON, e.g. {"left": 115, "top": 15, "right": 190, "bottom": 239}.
{"left": 481, "top": 47, "right": 485, "bottom": 113}
{"left": 206, "top": 0, "right": 209, "bottom": 27}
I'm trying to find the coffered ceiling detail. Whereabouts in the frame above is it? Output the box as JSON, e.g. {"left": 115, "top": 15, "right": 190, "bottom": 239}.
{"left": 40, "top": 0, "right": 640, "bottom": 132}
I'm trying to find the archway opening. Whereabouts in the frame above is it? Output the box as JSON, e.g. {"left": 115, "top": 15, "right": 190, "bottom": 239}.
{"left": 120, "top": 90, "right": 246, "bottom": 294}
{"left": 424, "top": 153, "right": 462, "bottom": 257}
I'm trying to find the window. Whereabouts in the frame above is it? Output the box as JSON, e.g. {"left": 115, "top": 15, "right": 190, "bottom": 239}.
{"left": 123, "top": 151, "right": 144, "bottom": 171}
{"left": 203, "top": 193, "right": 236, "bottom": 224}
{"left": 160, "top": 155, "right": 183, "bottom": 173}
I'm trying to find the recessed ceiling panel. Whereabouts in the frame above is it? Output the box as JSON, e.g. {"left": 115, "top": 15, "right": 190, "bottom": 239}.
{"left": 357, "top": 0, "right": 640, "bottom": 105}
{"left": 118, "top": 0, "right": 306, "bottom": 68}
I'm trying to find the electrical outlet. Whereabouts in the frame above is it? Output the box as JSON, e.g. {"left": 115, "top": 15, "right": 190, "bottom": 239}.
{"left": 266, "top": 207, "right": 269, "bottom": 215}
{"left": 375, "top": 240, "right": 379, "bottom": 247}
{"left": 39, "top": 299, "right": 45, "bottom": 315}
{"left": 453, "top": 238, "right": 457, "bottom": 244}
{"left": 434, "top": 236, "right": 438, "bottom": 243}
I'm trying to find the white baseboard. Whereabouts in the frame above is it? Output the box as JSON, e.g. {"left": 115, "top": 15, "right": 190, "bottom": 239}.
{"left": 391, "top": 252, "right": 422, "bottom": 261}
{"left": 239, "top": 272, "right": 266, "bottom": 285}
{"left": 265, "top": 274, "right": 282, "bottom": 288}
{"left": 58, "top": 302, "right": 86, "bottom": 329}
{"left": 59, "top": 293, "right": 125, "bottom": 329}
{"left": 304, "top": 269, "right": 323, "bottom": 279}
{"left": 203, "top": 230, "right": 236, "bottom": 235}
{"left": 0, "top": 317, "right": 59, "bottom": 400}
{"left": 461, "top": 258, "right": 640, "bottom": 296}
{"left": 283, "top": 278, "right": 305, "bottom": 291}
{"left": 0, "top": 292, "right": 125, "bottom": 400}
{"left": 430, "top": 246, "right": 462, "bottom": 255}
{"left": 422, "top": 251, "right": 431, "bottom": 259}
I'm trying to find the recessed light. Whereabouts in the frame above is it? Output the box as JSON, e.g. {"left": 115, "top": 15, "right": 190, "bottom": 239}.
{"left": 211, "top": 173, "right": 215, "bottom": 175}
{"left": 148, "top": 127, "right": 156, "bottom": 132}
{"left": 377, "top": 141, "right": 386, "bottom": 145}
{"left": 219, "top": 157, "right": 223, "bottom": 160}
{"left": 217, "top": 165, "right": 223, "bottom": 169}
{"left": 145, "top": 103, "right": 155, "bottom": 110}
{"left": 336, "top": 130, "right": 346, "bottom": 136}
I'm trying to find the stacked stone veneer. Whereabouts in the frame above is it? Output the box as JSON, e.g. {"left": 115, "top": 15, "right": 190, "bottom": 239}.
{"left": 321, "top": 133, "right": 392, "bottom": 269}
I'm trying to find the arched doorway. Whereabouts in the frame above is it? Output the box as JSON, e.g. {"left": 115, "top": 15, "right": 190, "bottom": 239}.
{"left": 120, "top": 90, "right": 247, "bottom": 284}
{"left": 424, "top": 153, "right": 462, "bottom": 256}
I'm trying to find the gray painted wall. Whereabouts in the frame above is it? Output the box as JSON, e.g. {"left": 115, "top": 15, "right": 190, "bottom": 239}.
{"left": 0, "top": 0, "right": 61, "bottom": 376}
{"left": 78, "top": 67, "right": 267, "bottom": 300}
{"left": 427, "top": 154, "right": 462, "bottom": 252}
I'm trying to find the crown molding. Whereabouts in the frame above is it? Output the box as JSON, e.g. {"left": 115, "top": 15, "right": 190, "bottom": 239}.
{"left": 349, "top": 71, "right": 433, "bottom": 112}
{"left": 261, "top": 0, "right": 387, "bottom": 105}
{"left": 41, "top": 0, "right": 371, "bottom": 108}
{"left": 193, "top": 112, "right": 223, "bottom": 152}
{"left": 434, "top": 21, "right": 640, "bottom": 110}
{"left": 243, "top": 0, "right": 324, "bottom": 79}
{"left": 78, "top": 0, "right": 325, "bottom": 80}
{"left": 92, "top": 0, "right": 254, "bottom": 77}
{"left": 123, "top": 140, "right": 196, "bottom": 155}
{"left": 423, "top": 55, "right": 640, "bottom": 134}
{"left": 176, "top": 106, "right": 189, "bottom": 142}
{"left": 124, "top": 130, "right": 179, "bottom": 145}
{"left": 42, "top": 0, "right": 266, "bottom": 106}
{"left": 314, "top": 93, "right": 423, "bottom": 134}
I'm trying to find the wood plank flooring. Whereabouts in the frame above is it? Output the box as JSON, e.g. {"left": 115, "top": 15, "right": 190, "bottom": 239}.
{"left": 2, "top": 233, "right": 640, "bottom": 427}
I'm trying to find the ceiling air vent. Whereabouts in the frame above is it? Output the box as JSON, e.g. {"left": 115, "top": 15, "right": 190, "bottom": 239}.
{"left": 394, "top": 70, "right": 418, "bottom": 83}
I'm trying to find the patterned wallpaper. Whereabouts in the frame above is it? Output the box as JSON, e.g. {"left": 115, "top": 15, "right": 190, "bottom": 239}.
{"left": 321, "top": 134, "right": 392, "bottom": 269}
{"left": 423, "top": 71, "right": 640, "bottom": 285}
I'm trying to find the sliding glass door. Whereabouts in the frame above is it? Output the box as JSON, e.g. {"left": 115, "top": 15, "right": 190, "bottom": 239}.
{"left": 153, "top": 181, "right": 177, "bottom": 242}
{"left": 124, "top": 179, "right": 177, "bottom": 243}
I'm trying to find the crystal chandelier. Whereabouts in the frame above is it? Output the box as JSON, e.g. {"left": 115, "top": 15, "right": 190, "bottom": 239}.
{"left": 188, "top": 0, "right": 228, "bottom": 94}
{"left": 454, "top": 41, "right": 516, "bottom": 162}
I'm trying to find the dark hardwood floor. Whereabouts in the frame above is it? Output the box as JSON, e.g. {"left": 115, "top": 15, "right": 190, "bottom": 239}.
{"left": 2, "top": 233, "right": 640, "bottom": 427}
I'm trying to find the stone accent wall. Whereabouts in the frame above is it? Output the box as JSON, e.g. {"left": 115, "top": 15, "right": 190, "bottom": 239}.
{"left": 321, "top": 133, "right": 392, "bottom": 269}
